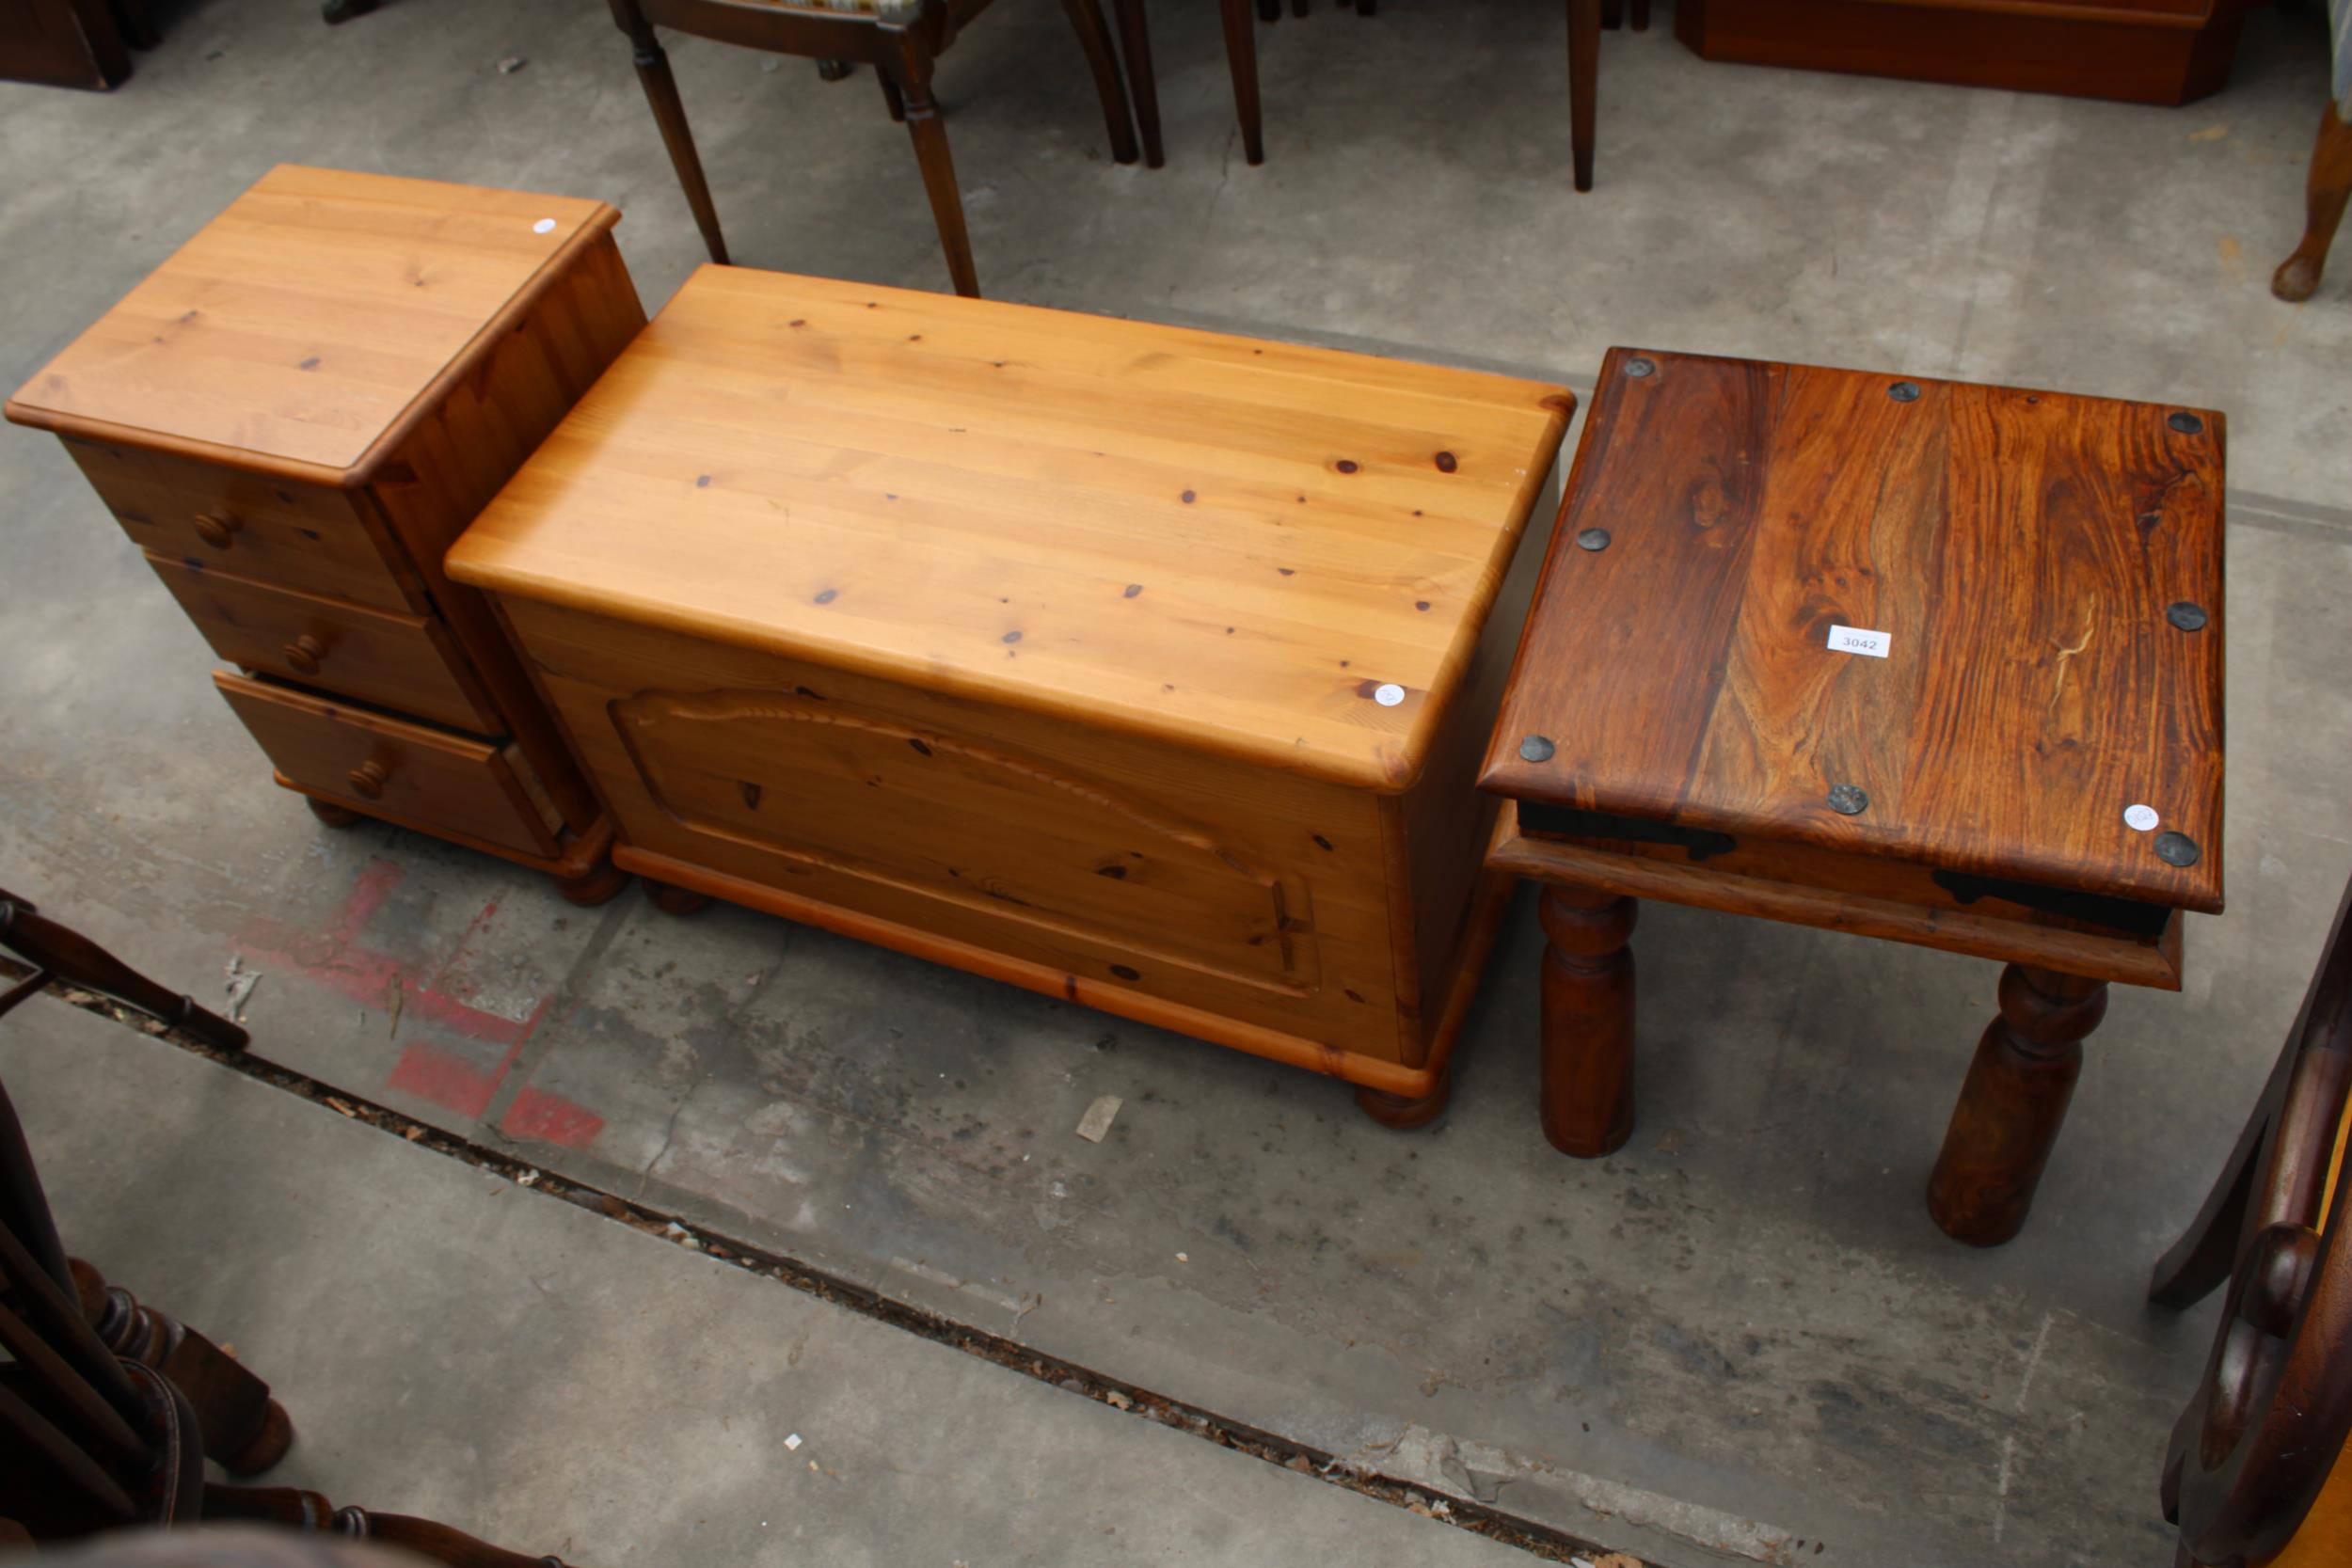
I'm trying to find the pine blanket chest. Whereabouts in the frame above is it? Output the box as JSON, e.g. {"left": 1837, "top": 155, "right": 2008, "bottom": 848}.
{"left": 448, "top": 267, "right": 1571, "bottom": 1118}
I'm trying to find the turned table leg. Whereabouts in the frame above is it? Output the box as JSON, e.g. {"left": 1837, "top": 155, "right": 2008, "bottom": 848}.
{"left": 1537, "top": 885, "right": 1637, "bottom": 1157}
{"left": 1927, "top": 963, "right": 2107, "bottom": 1246}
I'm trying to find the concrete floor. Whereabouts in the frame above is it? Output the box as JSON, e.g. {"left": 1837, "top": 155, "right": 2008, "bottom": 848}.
{"left": 5, "top": 2, "right": 2351, "bottom": 1564}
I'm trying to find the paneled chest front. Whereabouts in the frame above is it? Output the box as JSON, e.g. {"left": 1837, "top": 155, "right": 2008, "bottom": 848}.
{"left": 448, "top": 268, "right": 1573, "bottom": 1117}
{"left": 6, "top": 166, "right": 646, "bottom": 902}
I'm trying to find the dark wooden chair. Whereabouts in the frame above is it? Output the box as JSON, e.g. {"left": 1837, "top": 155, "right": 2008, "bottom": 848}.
{"left": 0, "top": 952, "right": 570, "bottom": 1564}
{"left": 607, "top": 0, "right": 1143, "bottom": 298}
{"left": 0, "top": 890, "right": 246, "bottom": 1053}
{"left": 2150, "top": 871, "right": 2352, "bottom": 1564}
{"left": 1156, "top": 0, "right": 1632, "bottom": 189}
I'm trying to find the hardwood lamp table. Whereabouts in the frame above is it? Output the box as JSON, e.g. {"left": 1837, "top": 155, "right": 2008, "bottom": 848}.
{"left": 1479, "top": 348, "right": 2227, "bottom": 1245}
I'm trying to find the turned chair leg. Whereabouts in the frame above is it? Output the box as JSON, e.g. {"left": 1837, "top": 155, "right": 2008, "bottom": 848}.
{"left": 877, "top": 68, "right": 906, "bottom": 121}
{"left": 71, "top": 1258, "right": 293, "bottom": 1475}
{"left": 2274, "top": 99, "right": 2352, "bottom": 303}
{"left": 1218, "top": 0, "right": 1265, "bottom": 166}
{"left": 1109, "top": 0, "right": 1164, "bottom": 168}
{"left": 1566, "top": 0, "right": 1599, "bottom": 193}
{"left": 1057, "top": 0, "right": 1142, "bottom": 166}
{"left": 207, "top": 1485, "right": 572, "bottom": 1568}
{"left": 1536, "top": 885, "right": 1638, "bottom": 1157}
{"left": 608, "top": 0, "right": 730, "bottom": 265}
{"left": 1927, "top": 964, "right": 2107, "bottom": 1246}
{"left": 883, "top": 44, "right": 980, "bottom": 298}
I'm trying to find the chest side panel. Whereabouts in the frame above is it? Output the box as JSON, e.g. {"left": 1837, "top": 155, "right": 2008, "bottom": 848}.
{"left": 506, "top": 598, "right": 1405, "bottom": 1060}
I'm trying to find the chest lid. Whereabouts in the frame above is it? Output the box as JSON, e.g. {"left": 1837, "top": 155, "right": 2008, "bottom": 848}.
{"left": 1480, "top": 348, "right": 2225, "bottom": 915}
{"left": 445, "top": 267, "right": 1571, "bottom": 792}
{"left": 5, "top": 166, "right": 618, "bottom": 483}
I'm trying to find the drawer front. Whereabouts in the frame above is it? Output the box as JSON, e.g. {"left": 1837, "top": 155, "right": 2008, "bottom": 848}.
{"left": 215, "top": 673, "right": 561, "bottom": 858}
{"left": 68, "top": 438, "right": 421, "bottom": 613}
{"left": 151, "top": 554, "right": 503, "bottom": 735}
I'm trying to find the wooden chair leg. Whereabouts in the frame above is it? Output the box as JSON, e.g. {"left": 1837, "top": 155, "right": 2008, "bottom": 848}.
{"left": 2274, "top": 99, "right": 2352, "bottom": 303}
{"left": 878, "top": 69, "right": 906, "bottom": 122}
{"left": 1218, "top": 0, "right": 1265, "bottom": 166}
{"left": 1057, "top": 0, "right": 1142, "bottom": 166}
{"left": 71, "top": 1259, "right": 293, "bottom": 1476}
{"left": 2147, "top": 1024, "right": 2299, "bottom": 1306}
{"left": 1109, "top": 0, "right": 1164, "bottom": 168}
{"left": 1927, "top": 964, "right": 2106, "bottom": 1246}
{"left": 1290, "top": 0, "right": 1308, "bottom": 15}
{"left": 207, "top": 1485, "right": 572, "bottom": 1568}
{"left": 1629, "top": 0, "right": 1649, "bottom": 28}
{"left": 0, "top": 893, "right": 246, "bottom": 1052}
{"left": 1566, "top": 0, "right": 1599, "bottom": 193}
{"left": 1536, "top": 885, "right": 1638, "bottom": 1157}
{"left": 885, "top": 48, "right": 981, "bottom": 298}
{"left": 1257, "top": 0, "right": 1278, "bottom": 20}
{"left": 1600, "top": 0, "right": 1623, "bottom": 25}
{"left": 607, "top": 0, "right": 729, "bottom": 265}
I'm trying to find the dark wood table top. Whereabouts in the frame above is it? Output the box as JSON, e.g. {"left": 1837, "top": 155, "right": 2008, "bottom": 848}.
{"left": 1479, "top": 347, "right": 2226, "bottom": 917}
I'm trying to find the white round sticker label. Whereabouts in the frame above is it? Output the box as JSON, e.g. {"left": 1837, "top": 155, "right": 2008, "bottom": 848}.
{"left": 532, "top": 217, "right": 557, "bottom": 235}
{"left": 2123, "top": 803, "right": 2159, "bottom": 832}
{"left": 1374, "top": 683, "right": 1405, "bottom": 707}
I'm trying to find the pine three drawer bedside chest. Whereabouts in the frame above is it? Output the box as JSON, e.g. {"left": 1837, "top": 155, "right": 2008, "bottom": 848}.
{"left": 446, "top": 267, "right": 1574, "bottom": 1122}
{"left": 5, "top": 166, "right": 647, "bottom": 903}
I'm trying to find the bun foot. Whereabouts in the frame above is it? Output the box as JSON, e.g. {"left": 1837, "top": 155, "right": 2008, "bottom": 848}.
{"left": 306, "top": 797, "right": 365, "bottom": 829}
{"left": 554, "top": 858, "right": 628, "bottom": 908}
{"left": 646, "top": 880, "right": 711, "bottom": 916}
{"left": 1357, "top": 1070, "right": 1450, "bottom": 1130}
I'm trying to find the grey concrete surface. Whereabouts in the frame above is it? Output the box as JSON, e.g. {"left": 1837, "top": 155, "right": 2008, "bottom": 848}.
{"left": 5, "top": 2, "right": 2352, "bottom": 1564}
{"left": 2, "top": 997, "right": 1539, "bottom": 1566}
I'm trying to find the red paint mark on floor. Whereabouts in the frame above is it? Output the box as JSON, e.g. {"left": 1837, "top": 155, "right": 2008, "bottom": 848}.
{"left": 386, "top": 1040, "right": 521, "bottom": 1120}
{"left": 502, "top": 1085, "right": 607, "bottom": 1149}
{"left": 235, "top": 858, "right": 578, "bottom": 1124}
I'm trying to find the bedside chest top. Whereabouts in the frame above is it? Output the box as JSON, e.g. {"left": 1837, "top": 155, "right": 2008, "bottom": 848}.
{"left": 1479, "top": 348, "right": 2226, "bottom": 914}
{"left": 4, "top": 165, "right": 619, "bottom": 483}
{"left": 446, "top": 267, "right": 1572, "bottom": 792}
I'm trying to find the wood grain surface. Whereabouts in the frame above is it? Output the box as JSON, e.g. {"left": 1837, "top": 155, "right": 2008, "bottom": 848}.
{"left": 1481, "top": 347, "right": 2225, "bottom": 914}
{"left": 445, "top": 265, "right": 1571, "bottom": 792}
{"left": 4, "top": 166, "right": 616, "bottom": 480}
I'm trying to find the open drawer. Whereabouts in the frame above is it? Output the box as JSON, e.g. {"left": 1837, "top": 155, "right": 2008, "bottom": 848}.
{"left": 215, "top": 673, "right": 560, "bottom": 858}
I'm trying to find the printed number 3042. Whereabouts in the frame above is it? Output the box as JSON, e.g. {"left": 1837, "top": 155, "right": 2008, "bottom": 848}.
{"left": 1827, "top": 625, "right": 1891, "bottom": 659}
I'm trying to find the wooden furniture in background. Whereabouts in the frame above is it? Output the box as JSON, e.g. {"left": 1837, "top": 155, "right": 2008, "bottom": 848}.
{"left": 448, "top": 266, "right": 1571, "bottom": 1125}
{"left": 606, "top": 0, "right": 1142, "bottom": 299}
{"left": 0, "top": 0, "right": 151, "bottom": 89}
{"left": 4, "top": 166, "right": 645, "bottom": 906}
{"left": 2153, "top": 872, "right": 2352, "bottom": 1566}
{"left": 1480, "top": 348, "right": 2226, "bottom": 1244}
{"left": 1181, "top": 0, "right": 1623, "bottom": 189}
{"left": 0, "top": 990, "right": 573, "bottom": 1563}
{"left": 1675, "top": 0, "right": 2252, "bottom": 106}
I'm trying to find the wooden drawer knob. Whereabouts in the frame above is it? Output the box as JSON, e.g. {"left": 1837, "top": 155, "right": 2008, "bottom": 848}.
{"left": 192, "top": 511, "right": 244, "bottom": 550}
{"left": 347, "top": 759, "right": 390, "bottom": 800}
{"left": 282, "top": 634, "right": 326, "bottom": 677}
